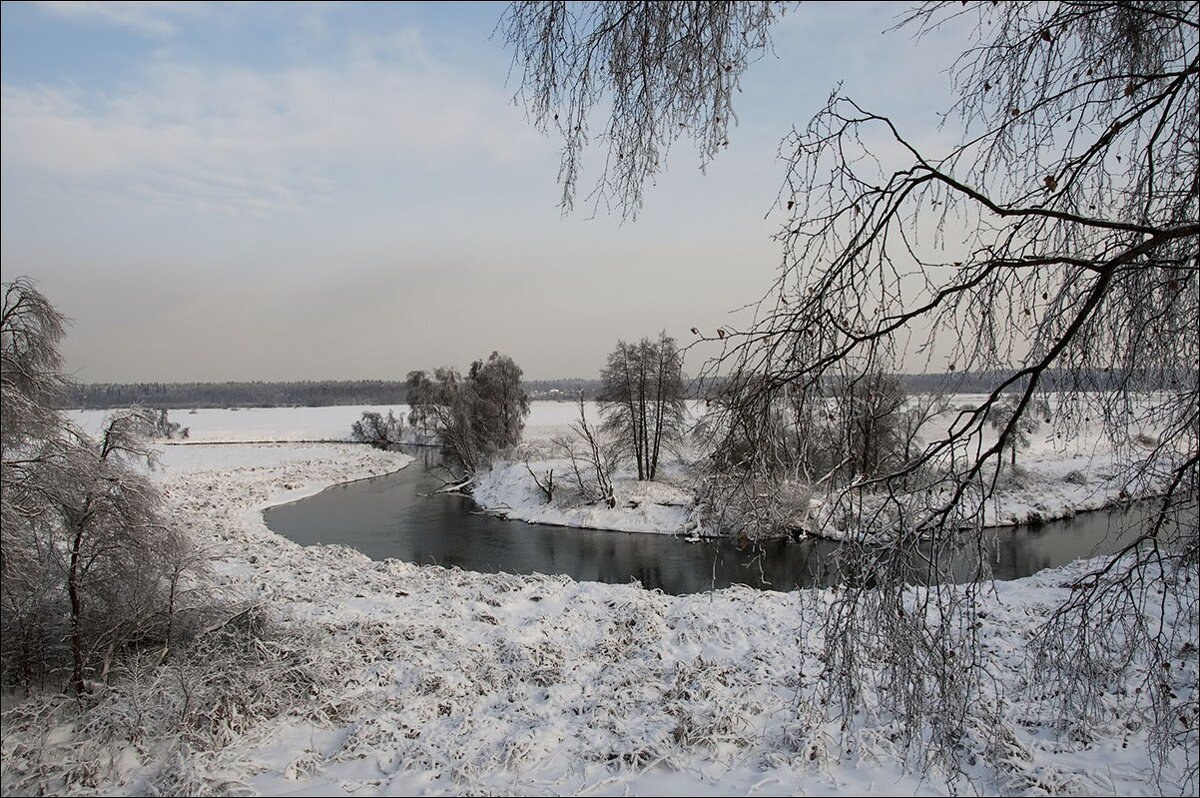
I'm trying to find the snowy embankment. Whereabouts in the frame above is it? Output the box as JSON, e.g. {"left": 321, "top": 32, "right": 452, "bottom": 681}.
{"left": 472, "top": 458, "right": 696, "bottom": 535}
{"left": 980, "top": 451, "right": 1156, "bottom": 527}
{"left": 4, "top": 433, "right": 1196, "bottom": 796}
{"left": 472, "top": 398, "right": 1173, "bottom": 538}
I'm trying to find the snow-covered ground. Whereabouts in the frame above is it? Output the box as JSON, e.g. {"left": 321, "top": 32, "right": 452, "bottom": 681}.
{"left": 68, "top": 400, "right": 599, "bottom": 444}
{"left": 3, "top": 407, "right": 1196, "bottom": 796}
{"left": 473, "top": 458, "right": 697, "bottom": 535}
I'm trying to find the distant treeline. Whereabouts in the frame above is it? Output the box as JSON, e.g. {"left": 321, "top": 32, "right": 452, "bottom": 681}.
{"left": 67, "top": 379, "right": 607, "bottom": 410}
{"left": 65, "top": 369, "right": 1190, "bottom": 410}
{"left": 897, "top": 369, "right": 1196, "bottom": 395}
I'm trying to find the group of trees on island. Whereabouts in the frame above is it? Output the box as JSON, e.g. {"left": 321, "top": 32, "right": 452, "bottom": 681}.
{"left": 371, "top": 330, "right": 982, "bottom": 511}
{"left": 359, "top": 334, "right": 690, "bottom": 496}
{"left": 402, "top": 352, "right": 531, "bottom": 475}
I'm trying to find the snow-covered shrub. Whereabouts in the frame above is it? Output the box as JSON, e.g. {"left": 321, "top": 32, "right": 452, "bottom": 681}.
{"left": 1064, "top": 469, "right": 1088, "bottom": 486}
{"left": 693, "top": 472, "right": 814, "bottom": 540}
{"left": 350, "top": 410, "right": 404, "bottom": 449}
{"left": 151, "top": 408, "right": 189, "bottom": 440}
{"left": 1, "top": 602, "right": 320, "bottom": 796}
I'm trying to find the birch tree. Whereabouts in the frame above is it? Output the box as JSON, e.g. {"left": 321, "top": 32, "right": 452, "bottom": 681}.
{"left": 598, "top": 333, "right": 687, "bottom": 480}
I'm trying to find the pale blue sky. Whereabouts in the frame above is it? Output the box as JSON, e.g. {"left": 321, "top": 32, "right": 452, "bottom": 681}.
{"left": 2, "top": 1, "right": 964, "bottom": 381}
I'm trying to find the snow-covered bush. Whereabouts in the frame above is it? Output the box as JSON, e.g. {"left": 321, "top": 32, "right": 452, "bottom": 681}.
{"left": 406, "top": 353, "right": 531, "bottom": 473}
{"left": 693, "top": 472, "right": 814, "bottom": 540}
{"left": 0, "top": 603, "right": 319, "bottom": 796}
{"left": 350, "top": 409, "right": 404, "bottom": 448}
{"left": 151, "top": 408, "right": 189, "bottom": 440}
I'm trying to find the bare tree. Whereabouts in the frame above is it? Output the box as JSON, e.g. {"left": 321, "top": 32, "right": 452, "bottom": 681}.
{"left": 2, "top": 279, "right": 69, "bottom": 594}
{"left": 554, "top": 393, "right": 617, "bottom": 508}
{"left": 598, "top": 333, "right": 687, "bottom": 480}
{"left": 523, "top": 458, "right": 555, "bottom": 503}
{"left": 828, "top": 371, "right": 912, "bottom": 485}
{"left": 0, "top": 278, "right": 68, "bottom": 453}
{"left": 500, "top": 1, "right": 791, "bottom": 217}
{"left": 46, "top": 410, "right": 182, "bottom": 694}
{"left": 2, "top": 279, "right": 193, "bottom": 695}
{"left": 504, "top": 0, "right": 1199, "bottom": 783}
{"left": 987, "top": 393, "right": 1045, "bottom": 468}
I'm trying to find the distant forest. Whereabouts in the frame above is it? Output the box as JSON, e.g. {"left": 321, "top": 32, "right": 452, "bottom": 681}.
{"left": 65, "top": 370, "right": 1175, "bottom": 410}
{"left": 67, "top": 379, "right": 607, "bottom": 410}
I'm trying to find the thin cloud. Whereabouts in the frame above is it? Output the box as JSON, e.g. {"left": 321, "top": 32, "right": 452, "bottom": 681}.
{"left": 1, "top": 47, "right": 541, "bottom": 215}
{"left": 34, "top": 1, "right": 207, "bottom": 38}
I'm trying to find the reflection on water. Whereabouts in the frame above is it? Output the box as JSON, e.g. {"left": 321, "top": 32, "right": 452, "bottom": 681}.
{"left": 264, "top": 445, "right": 1189, "bottom": 595}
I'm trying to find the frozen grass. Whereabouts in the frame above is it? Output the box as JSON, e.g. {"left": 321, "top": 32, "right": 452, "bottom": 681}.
{"left": 2, "top": 436, "right": 1195, "bottom": 796}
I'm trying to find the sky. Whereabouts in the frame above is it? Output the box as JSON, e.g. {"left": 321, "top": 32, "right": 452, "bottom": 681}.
{"left": 1, "top": 1, "right": 965, "bottom": 382}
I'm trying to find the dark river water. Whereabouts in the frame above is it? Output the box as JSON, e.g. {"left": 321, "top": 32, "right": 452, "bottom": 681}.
{"left": 264, "top": 445, "right": 1180, "bottom": 595}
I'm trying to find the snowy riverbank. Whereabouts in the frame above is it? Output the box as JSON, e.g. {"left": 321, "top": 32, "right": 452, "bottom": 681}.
{"left": 2, "top": 424, "right": 1196, "bottom": 795}
{"left": 71, "top": 400, "right": 1175, "bottom": 538}
{"left": 467, "top": 399, "right": 1172, "bottom": 538}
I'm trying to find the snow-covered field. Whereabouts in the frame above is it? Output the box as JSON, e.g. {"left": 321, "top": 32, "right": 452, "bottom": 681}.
{"left": 69, "top": 404, "right": 422, "bottom": 443}
{"left": 3, "top": 404, "right": 1196, "bottom": 796}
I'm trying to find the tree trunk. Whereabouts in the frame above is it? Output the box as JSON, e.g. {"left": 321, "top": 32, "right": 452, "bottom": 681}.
{"left": 637, "top": 353, "right": 649, "bottom": 480}
{"left": 649, "top": 344, "right": 667, "bottom": 480}
{"left": 68, "top": 525, "right": 85, "bottom": 696}
{"left": 621, "top": 346, "right": 644, "bottom": 480}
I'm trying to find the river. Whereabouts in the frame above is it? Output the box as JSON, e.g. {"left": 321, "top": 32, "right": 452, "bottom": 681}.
{"left": 264, "top": 445, "right": 1176, "bottom": 595}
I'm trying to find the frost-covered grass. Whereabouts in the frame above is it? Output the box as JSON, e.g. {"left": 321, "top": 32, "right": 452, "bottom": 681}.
{"left": 2, "top": 431, "right": 1196, "bottom": 796}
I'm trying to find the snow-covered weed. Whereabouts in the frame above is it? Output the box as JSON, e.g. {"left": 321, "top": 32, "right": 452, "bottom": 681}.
{"left": 1, "top": 603, "right": 319, "bottom": 796}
